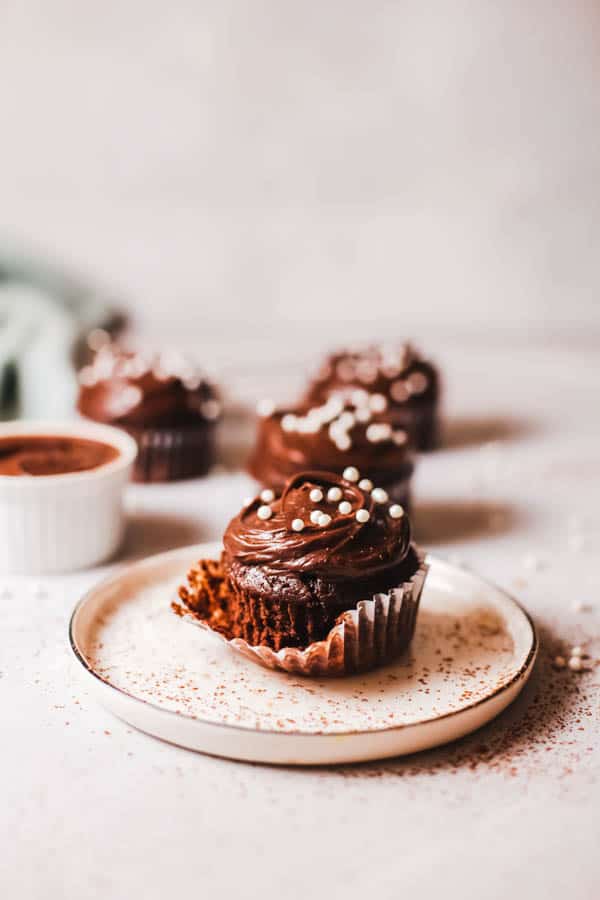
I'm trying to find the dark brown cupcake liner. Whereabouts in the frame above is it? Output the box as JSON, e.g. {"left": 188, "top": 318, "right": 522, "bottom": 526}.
{"left": 175, "top": 546, "right": 428, "bottom": 677}
{"left": 126, "top": 423, "right": 216, "bottom": 482}
{"left": 391, "top": 400, "right": 440, "bottom": 451}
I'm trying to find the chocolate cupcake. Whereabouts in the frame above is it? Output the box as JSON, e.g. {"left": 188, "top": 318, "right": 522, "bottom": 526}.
{"left": 78, "top": 345, "right": 221, "bottom": 482}
{"left": 178, "top": 469, "right": 428, "bottom": 676}
{"left": 248, "top": 395, "right": 415, "bottom": 509}
{"left": 304, "top": 342, "right": 440, "bottom": 451}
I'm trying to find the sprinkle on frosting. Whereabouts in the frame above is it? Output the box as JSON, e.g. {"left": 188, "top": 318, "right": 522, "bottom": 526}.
{"left": 223, "top": 469, "right": 412, "bottom": 578}
{"left": 343, "top": 466, "right": 360, "bottom": 482}
{"left": 371, "top": 487, "right": 389, "bottom": 504}
{"left": 257, "top": 398, "right": 276, "bottom": 417}
{"left": 369, "top": 393, "right": 388, "bottom": 413}
{"left": 78, "top": 343, "right": 220, "bottom": 425}
{"left": 260, "top": 488, "right": 275, "bottom": 503}
{"left": 304, "top": 344, "right": 436, "bottom": 419}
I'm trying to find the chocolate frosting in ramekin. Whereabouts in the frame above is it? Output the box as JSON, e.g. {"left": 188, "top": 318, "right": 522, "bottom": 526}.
{"left": 224, "top": 470, "right": 411, "bottom": 581}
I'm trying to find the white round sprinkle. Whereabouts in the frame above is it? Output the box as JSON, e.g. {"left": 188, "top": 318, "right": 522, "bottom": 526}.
{"left": 281, "top": 414, "right": 297, "bottom": 433}
{"left": 310, "top": 510, "right": 322, "bottom": 524}
{"left": 568, "top": 657, "right": 583, "bottom": 671}
{"left": 571, "top": 646, "right": 583, "bottom": 657}
{"left": 355, "top": 509, "right": 370, "bottom": 523}
{"left": 343, "top": 466, "right": 360, "bottom": 482}
{"left": 334, "top": 435, "right": 352, "bottom": 452}
{"left": 369, "top": 393, "right": 388, "bottom": 413}
{"left": 337, "top": 360, "right": 355, "bottom": 381}
{"left": 355, "top": 406, "right": 371, "bottom": 424}
{"left": 358, "top": 478, "right": 373, "bottom": 491}
{"left": 87, "top": 328, "right": 111, "bottom": 352}
{"left": 407, "top": 371, "right": 428, "bottom": 395}
{"left": 201, "top": 399, "right": 221, "bottom": 421}
{"left": 327, "top": 486, "right": 343, "bottom": 502}
{"left": 357, "top": 364, "right": 377, "bottom": 384}
{"left": 351, "top": 388, "right": 369, "bottom": 407}
{"left": 393, "top": 430, "right": 408, "bottom": 446}
{"left": 78, "top": 365, "right": 98, "bottom": 387}
{"left": 309, "top": 488, "right": 324, "bottom": 503}
{"left": 338, "top": 501, "right": 352, "bottom": 515}
{"left": 389, "top": 504, "right": 404, "bottom": 519}
{"left": 371, "top": 487, "right": 389, "bottom": 503}
{"left": 318, "top": 513, "right": 332, "bottom": 527}
{"left": 257, "top": 505, "right": 272, "bottom": 520}
{"left": 553, "top": 655, "right": 566, "bottom": 669}
{"left": 291, "top": 518, "right": 305, "bottom": 532}
{"left": 366, "top": 423, "right": 392, "bottom": 444}
{"left": 183, "top": 374, "right": 203, "bottom": 391}
{"left": 120, "top": 385, "right": 143, "bottom": 411}
{"left": 390, "top": 380, "right": 410, "bottom": 403}
{"left": 257, "top": 398, "right": 276, "bottom": 417}
{"left": 260, "top": 488, "right": 275, "bottom": 503}
{"left": 338, "top": 411, "right": 356, "bottom": 429}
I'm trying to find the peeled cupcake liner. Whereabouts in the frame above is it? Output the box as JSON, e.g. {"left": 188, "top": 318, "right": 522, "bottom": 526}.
{"left": 126, "top": 423, "right": 216, "bottom": 482}
{"left": 178, "top": 545, "right": 428, "bottom": 677}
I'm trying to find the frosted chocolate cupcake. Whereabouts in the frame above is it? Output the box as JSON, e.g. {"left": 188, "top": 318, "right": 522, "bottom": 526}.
{"left": 78, "top": 345, "right": 221, "bottom": 482}
{"left": 248, "top": 394, "right": 415, "bottom": 509}
{"left": 304, "top": 343, "right": 440, "bottom": 451}
{"left": 178, "top": 469, "right": 428, "bottom": 675}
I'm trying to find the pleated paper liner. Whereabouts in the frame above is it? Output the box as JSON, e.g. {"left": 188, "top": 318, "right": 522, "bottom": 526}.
{"left": 173, "top": 546, "right": 428, "bottom": 677}
{"left": 125, "top": 423, "right": 217, "bottom": 482}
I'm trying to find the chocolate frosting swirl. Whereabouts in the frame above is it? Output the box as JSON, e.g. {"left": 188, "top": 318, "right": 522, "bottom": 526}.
{"left": 248, "top": 401, "right": 414, "bottom": 490}
{"left": 305, "top": 342, "right": 438, "bottom": 409}
{"left": 224, "top": 470, "right": 411, "bottom": 579}
{"left": 78, "top": 346, "right": 220, "bottom": 428}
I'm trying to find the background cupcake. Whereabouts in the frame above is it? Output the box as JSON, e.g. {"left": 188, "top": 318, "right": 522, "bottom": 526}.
{"left": 248, "top": 392, "right": 415, "bottom": 508}
{"left": 78, "top": 345, "right": 221, "bottom": 482}
{"left": 179, "top": 469, "right": 427, "bottom": 674}
{"left": 304, "top": 342, "right": 440, "bottom": 451}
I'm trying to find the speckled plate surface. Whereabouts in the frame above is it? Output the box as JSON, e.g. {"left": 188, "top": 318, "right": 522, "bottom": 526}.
{"left": 69, "top": 542, "right": 537, "bottom": 765}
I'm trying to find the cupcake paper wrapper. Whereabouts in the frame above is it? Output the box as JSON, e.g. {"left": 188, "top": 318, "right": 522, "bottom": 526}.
{"left": 127, "top": 424, "right": 216, "bottom": 482}
{"left": 176, "top": 546, "right": 428, "bottom": 677}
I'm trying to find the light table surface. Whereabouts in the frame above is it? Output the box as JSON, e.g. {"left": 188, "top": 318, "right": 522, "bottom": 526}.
{"left": 2, "top": 337, "right": 600, "bottom": 900}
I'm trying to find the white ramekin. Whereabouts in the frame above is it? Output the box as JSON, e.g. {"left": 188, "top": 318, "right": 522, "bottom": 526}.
{"left": 0, "top": 420, "right": 137, "bottom": 574}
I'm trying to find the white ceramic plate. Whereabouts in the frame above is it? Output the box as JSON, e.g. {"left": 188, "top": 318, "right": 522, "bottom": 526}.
{"left": 69, "top": 542, "right": 537, "bottom": 765}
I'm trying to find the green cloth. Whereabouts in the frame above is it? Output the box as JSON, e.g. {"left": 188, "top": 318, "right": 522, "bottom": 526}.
{"left": 0, "top": 252, "right": 119, "bottom": 420}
